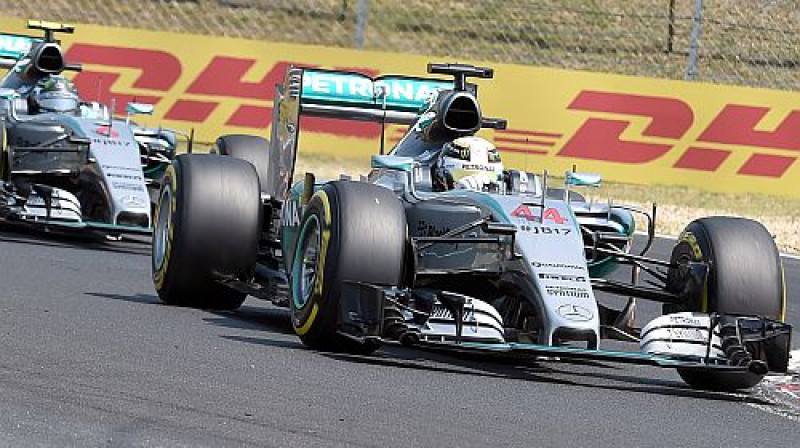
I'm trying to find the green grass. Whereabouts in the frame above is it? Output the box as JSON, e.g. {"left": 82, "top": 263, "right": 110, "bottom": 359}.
{"left": 2, "top": 0, "right": 797, "bottom": 89}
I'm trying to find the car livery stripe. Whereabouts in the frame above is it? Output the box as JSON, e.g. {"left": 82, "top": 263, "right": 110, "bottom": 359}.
{"left": 437, "top": 189, "right": 511, "bottom": 223}
{"left": 294, "top": 189, "right": 332, "bottom": 336}
{"left": 153, "top": 164, "right": 177, "bottom": 290}
{"left": 780, "top": 261, "right": 787, "bottom": 322}
{"left": 294, "top": 303, "right": 319, "bottom": 336}
{"left": 680, "top": 230, "right": 710, "bottom": 312}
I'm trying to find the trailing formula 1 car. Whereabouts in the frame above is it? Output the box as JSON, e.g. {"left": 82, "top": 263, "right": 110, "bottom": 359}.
{"left": 152, "top": 62, "right": 791, "bottom": 391}
{"left": 0, "top": 21, "right": 185, "bottom": 235}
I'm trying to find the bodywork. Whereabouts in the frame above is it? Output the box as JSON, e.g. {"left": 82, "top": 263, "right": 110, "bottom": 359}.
{"left": 211, "top": 64, "right": 792, "bottom": 380}
{"left": 0, "top": 22, "right": 181, "bottom": 234}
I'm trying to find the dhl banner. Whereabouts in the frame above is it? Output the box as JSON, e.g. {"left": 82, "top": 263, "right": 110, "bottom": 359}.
{"left": 2, "top": 18, "right": 799, "bottom": 197}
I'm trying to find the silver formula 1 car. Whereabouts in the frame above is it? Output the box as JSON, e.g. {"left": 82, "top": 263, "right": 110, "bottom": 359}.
{"left": 0, "top": 21, "right": 184, "bottom": 235}
{"left": 152, "top": 62, "right": 791, "bottom": 392}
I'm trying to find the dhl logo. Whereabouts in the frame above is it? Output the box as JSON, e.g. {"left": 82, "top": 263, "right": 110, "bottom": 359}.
{"left": 569, "top": 91, "right": 799, "bottom": 178}
{"left": 498, "top": 91, "right": 799, "bottom": 179}
{"left": 65, "top": 43, "right": 799, "bottom": 181}
{"left": 0, "top": 7, "right": 779, "bottom": 199}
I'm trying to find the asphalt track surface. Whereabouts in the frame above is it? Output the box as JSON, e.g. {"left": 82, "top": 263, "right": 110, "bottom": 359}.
{"left": 0, "top": 226, "right": 798, "bottom": 447}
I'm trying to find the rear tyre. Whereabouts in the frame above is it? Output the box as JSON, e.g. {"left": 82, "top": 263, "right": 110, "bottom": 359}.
{"left": 667, "top": 216, "right": 786, "bottom": 391}
{"left": 152, "top": 154, "right": 261, "bottom": 310}
{"left": 289, "top": 181, "right": 406, "bottom": 354}
{"left": 213, "top": 135, "right": 270, "bottom": 194}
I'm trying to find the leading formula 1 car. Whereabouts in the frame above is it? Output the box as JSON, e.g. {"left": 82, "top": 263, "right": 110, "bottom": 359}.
{"left": 0, "top": 21, "right": 185, "bottom": 235}
{"left": 152, "top": 62, "right": 791, "bottom": 391}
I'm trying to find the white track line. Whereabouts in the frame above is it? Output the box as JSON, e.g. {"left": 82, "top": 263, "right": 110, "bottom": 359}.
{"left": 748, "top": 350, "right": 800, "bottom": 422}
{"left": 747, "top": 402, "right": 800, "bottom": 423}
{"left": 789, "top": 350, "right": 800, "bottom": 374}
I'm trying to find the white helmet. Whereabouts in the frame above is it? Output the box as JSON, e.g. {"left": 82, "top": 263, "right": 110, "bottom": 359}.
{"left": 32, "top": 76, "right": 80, "bottom": 114}
{"left": 433, "top": 136, "right": 503, "bottom": 191}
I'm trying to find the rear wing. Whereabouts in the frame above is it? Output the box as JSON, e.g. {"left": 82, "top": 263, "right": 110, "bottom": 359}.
{"left": 266, "top": 67, "right": 454, "bottom": 201}
{"left": 299, "top": 68, "right": 453, "bottom": 124}
{"left": 0, "top": 33, "right": 42, "bottom": 65}
{"left": 0, "top": 21, "right": 76, "bottom": 70}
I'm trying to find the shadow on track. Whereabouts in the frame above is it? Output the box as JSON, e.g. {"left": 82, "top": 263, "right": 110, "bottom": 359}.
{"left": 219, "top": 335, "right": 305, "bottom": 350}
{"left": 203, "top": 305, "right": 295, "bottom": 335}
{"left": 318, "top": 348, "right": 773, "bottom": 405}
{"left": 0, "top": 223, "right": 150, "bottom": 256}
{"left": 84, "top": 292, "right": 161, "bottom": 306}
{"left": 217, "top": 317, "right": 775, "bottom": 406}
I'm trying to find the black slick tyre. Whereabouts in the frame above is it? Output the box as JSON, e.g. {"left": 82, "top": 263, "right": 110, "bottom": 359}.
{"left": 152, "top": 154, "right": 260, "bottom": 310}
{"left": 289, "top": 181, "right": 406, "bottom": 354}
{"left": 667, "top": 216, "right": 786, "bottom": 391}
{"left": 213, "top": 134, "right": 270, "bottom": 194}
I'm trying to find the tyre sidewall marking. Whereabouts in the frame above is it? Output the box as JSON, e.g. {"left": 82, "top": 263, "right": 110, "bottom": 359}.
{"left": 153, "top": 163, "right": 178, "bottom": 290}
{"left": 679, "top": 230, "right": 703, "bottom": 260}
{"left": 780, "top": 261, "right": 787, "bottom": 322}
{"left": 678, "top": 229, "right": 710, "bottom": 313}
{"left": 293, "top": 189, "right": 332, "bottom": 335}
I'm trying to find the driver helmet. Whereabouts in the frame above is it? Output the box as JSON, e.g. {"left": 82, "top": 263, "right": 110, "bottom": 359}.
{"left": 433, "top": 136, "right": 504, "bottom": 191}
{"left": 31, "top": 76, "right": 80, "bottom": 114}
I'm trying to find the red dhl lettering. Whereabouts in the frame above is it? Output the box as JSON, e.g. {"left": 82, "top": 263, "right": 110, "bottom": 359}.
{"left": 558, "top": 91, "right": 800, "bottom": 178}
{"left": 62, "top": 43, "right": 800, "bottom": 179}
{"left": 559, "top": 91, "right": 693, "bottom": 164}
{"left": 67, "top": 44, "right": 181, "bottom": 113}
{"left": 67, "top": 44, "right": 380, "bottom": 138}
{"left": 186, "top": 58, "right": 292, "bottom": 101}
{"left": 699, "top": 105, "right": 800, "bottom": 152}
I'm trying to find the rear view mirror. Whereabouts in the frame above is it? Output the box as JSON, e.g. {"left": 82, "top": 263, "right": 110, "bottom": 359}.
{"left": 0, "top": 88, "right": 18, "bottom": 100}
{"left": 126, "top": 102, "right": 155, "bottom": 116}
{"left": 371, "top": 155, "right": 415, "bottom": 172}
{"left": 565, "top": 171, "right": 602, "bottom": 188}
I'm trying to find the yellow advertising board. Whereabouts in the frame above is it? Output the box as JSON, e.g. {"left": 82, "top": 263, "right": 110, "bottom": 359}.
{"left": 2, "top": 17, "right": 799, "bottom": 197}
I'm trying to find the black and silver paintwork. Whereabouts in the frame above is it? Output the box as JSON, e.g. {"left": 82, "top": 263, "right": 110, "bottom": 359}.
{"left": 155, "top": 62, "right": 791, "bottom": 390}
{"left": 0, "top": 21, "right": 181, "bottom": 235}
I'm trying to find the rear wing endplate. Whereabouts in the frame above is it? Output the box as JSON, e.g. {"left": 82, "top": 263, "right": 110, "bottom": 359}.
{"left": 266, "top": 67, "right": 454, "bottom": 201}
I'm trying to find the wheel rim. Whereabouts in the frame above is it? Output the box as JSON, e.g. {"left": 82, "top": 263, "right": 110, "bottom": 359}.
{"left": 152, "top": 186, "right": 173, "bottom": 271}
{"left": 293, "top": 215, "right": 321, "bottom": 310}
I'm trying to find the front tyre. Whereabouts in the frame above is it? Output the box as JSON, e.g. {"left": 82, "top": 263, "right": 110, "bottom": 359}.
{"left": 152, "top": 154, "right": 261, "bottom": 310}
{"left": 667, "top": 216, "right": 787, "bottom": 391}
{"left": 289, "top": 181, "right": 406, "bottom": 354}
